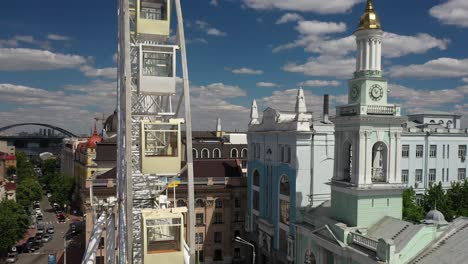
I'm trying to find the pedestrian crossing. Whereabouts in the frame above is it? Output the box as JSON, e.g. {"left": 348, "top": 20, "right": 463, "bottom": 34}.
{"left": 41, "top": 220, "right": 69, "bottom": 225}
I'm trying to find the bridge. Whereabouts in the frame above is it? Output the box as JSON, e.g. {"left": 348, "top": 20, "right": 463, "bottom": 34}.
{"left": 0, "top": 123, "right": 78, "bottom": 137}
{"left": 0, "top": 123, "right": 79, "bottom": 157}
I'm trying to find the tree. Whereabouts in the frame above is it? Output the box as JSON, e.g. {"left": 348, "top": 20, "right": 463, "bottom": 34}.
{"left": 15, "top": 152, "right": 35, "bottom": 182}
{"left": 42, "top": 158, "right": 59, "bottom": 177}
{"left": 421, "top": 182, "right": 454, "bottom": 221}
{"left": 0, "top": 200, "right": 30, "bottom": 253}
{"left": 447, "top": 180, "right": 468, "bottom": 217}
{"left": 16, "top": 178, "right": 43, "bottom": 208}
{"left": 402, "top": 187, "right": 424, "bottom": 223}
{"left": 50, "top": 176, "right": 75, "bottom": 208}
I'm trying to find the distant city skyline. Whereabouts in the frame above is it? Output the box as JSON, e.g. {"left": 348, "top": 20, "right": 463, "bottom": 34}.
{"left": 0, "top": 0, "right": 467, "bottom": 134}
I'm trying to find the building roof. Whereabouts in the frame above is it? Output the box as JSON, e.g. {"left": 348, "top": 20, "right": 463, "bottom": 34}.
{"left": 95, "top": 167, "right": 116, "bottom": 180}
{"left": 411, "top": 218, "right": 468, "bottom": 264}
{"left": 182, "top": 159, "right": 243, "bottom": 178}
{"left": 366, "top": 216, "right": 423, "bottom": 252}
{"left": 357, "top": 0, "right": 381, "bottom": 31}
{"left": 408, "top": 111, "right": 460, "bottom": 117}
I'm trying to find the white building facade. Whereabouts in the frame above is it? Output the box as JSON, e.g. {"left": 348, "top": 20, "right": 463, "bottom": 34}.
{"left": 246, "top": 92, "right": 334, "bottom": 264}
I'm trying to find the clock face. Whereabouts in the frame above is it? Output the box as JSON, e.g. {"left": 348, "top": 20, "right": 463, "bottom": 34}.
{"left": 350, "top": 85, "right": 360, "bottom": 100}
{"left": 369, "top": 84, "right": 383, "bottom": 101}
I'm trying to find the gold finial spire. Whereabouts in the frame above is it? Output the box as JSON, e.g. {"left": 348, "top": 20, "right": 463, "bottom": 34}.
{"left": 357, "top": 0, "right": 381, "bottom": 31}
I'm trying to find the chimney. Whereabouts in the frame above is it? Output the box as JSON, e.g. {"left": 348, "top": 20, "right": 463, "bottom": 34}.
{"left": 323, "top": 94, "right": 330, "bottom": 123}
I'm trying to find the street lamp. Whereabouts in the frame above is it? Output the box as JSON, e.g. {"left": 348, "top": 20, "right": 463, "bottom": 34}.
{"left": 234, "top": 236, "right": 255, "bottom": 264}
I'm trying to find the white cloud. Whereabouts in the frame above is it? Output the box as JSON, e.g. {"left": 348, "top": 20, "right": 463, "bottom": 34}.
{"left": 0, "top": 35, "right": 51, "bottom": 49}
{"left": 276, "top": 13, "right": 304, "bottom": 24}
{"left": 242, "top": 0, "right": 362, "bottom": 14}
{"left": 389, "top": 58, "right": 468, "bottom": 78}
{"left": 187, "top": 38, "right": 209, "bottom": 44}
{"left": 283, "top": 56, "right": 355, "bottom": 79}
{"left": 80, "top": 65, "right": 117, "bottom": 79}
{"left": 192, "top": 83, "right": 247, "bottom": 98}
{"left": 206, "top": 28, "right": 227, "bottom": 36}
{"left": 256, "top": 82, "right": 280, "bottom": 87}
{"left": 230, "top": 67, "right": 264, "bottom": 75}
{"left": 0, "top": 48, "right": 87, "bottom": 71}
{"left": 299, "top": 80, "right": 340, "bottom": 87}
{"left": 47, "top": 34, "right": 70, "bottom": 41}
{"left": 0, "top": 81, "right": 117, "bottom": 134}
{"left": 430, "top": 0, "right": 468, "bottom": 28}
{"left": 195, "top": 20, "right": 227, "bottom": 37}
{"left": 384, "top": 33, "right": 449, "bottom": 58}
{"left": 296, "top": 20, "right": 347, "bottom": 35}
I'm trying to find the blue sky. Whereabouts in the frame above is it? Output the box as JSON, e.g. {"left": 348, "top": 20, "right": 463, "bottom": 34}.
{"left": 0, "top": 0, "right": 467, "bottom": 134}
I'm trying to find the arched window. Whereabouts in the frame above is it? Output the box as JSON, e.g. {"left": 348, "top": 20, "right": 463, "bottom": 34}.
{"left": 447, "top": 120, "right": 453, "bottom": 128}
{"left": 342, "top": 141, "right": 352, "bottom": 182}
{"left": 177, "top": 200, "right": 186, "bottom": 207}
{"left": 439, "top": 120, "right": 444, "bottom": 125}
{"left": 192, "top": 149, "right": 198, "bottom": 159}
{"left": 201, "top": 148, "right": 209, "bottom": 159}
{"left": 241, "top": 148, "right": 248, "bottom": 158}
{"left": 253, "top": 170, "right": 260, "bottom": 186}
{"left": 304, "top": 249, "right": 316, "bottom": 264}
{"left": 213, "top": 148, "right": 221, "bottom": 158}
{"left": 279, "top": 175, "right": 290, "bottom": 225}
{"left": 372, "top": 142, "right": 388, "bottom": 183}
{"left": 231, "top": 148, "right": 238, "bottom": 158}
{"left": 430, "top": 120, "right": 436, "bottom": 124}
{"left": 279, "top": 175, "right": 290, "bottom": 196}
{"left": 195, "top": 199, "right": 205, "bottom": 208}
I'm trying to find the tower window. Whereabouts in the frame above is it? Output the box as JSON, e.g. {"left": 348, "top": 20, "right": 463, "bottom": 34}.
{"left": 371, "top": 142, "right": 387, "bottom": 183}
{"left": 140, "top": 0, "right": 168, "bottom": 20}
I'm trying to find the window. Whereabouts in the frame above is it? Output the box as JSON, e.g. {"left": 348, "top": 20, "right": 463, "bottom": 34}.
{"left": 447, "top": 168, "right": 450, "bottom": 181}
{"left": 459, "top": 145, "right": 467, "bottom": 158}
{"left": 442, "top": 169, "right": 445, "bottom": 182}
{"left": 253, "top": 191, "right": 259, "bottom": 211}
{"left": 402, "top": 145, "right": 409, "bottom": 158}
{"left": 213, "top": 212, "right": 223, "bottom": 224}
{"left": 253, "top": 143, "right": 261, "bottom": 159}
{"left": 280, "top": 145, "right": 285, "bottom": 162}
{"left": 234, "top": 198, "right": 241, "bottom": 208}
{"left": 280, "top": 200, "right": 289, "bottom": 225}
{"left": 201, "top": 148, "right": 209, "bottom": 159}
{"left": 253, "top": 170, "right": 260, "bottom": 186}
{"left": 195, "top": 233, "right": 204, "bottom": 244}
{"left": 197, "top": 251, "right": 204, "bottom": 262}
{"left": 142, "top": 49, "right": 173, "bottom": 77}
{"left": 241, "top": 148, "right": 248, "bottom": 158}
{"left": 213, "top": 249, "right": 223, "bottom": 261}
{"left": 458, "top": 168, "right": 466, "bottom": 181}
{"left": 192, "top": 149, "right": 198, "bottom": 159}
{"left": 99, "top": 237, "right": 105, "bottom": 249}
{"left": 96, "top": 257, "right": 104, "bottom": 264}
{"left": 416, "top": 145, "right": 424, "bottom": 158}
{"left": 140, "top": 0, "right": 168, "bottom": 20}
{"left": 234, "top": 248, "right": 241, "bottom": 258}
{"left": 402, "top": 170, "right": 408, "bottom": 183}
{"left": 176, "top": 200, "right": 186, "bottom": 207}
{"left": 234, "top": 212, "right": 243, "bottom": 222}
{"left": 443, "top": 145, "right": 446, "bottom": 159}
{"left": 213, "top": 148, "right": 221, "bottom": 158}
{"left": 286, "top": 146, "right": 291, "bottom": 163}
{"left": 146, "top": 217, "right": 181, "bottom": 254}
{"left": 234, "top": 230, "right": 240, "bottom": 239}
{"left": 215, "top": 199, "right": 223, "bottom": 208}
{"left": 430, "top": 145, "right": 437, "bottom": 158}
{"left": 429, "top": 169, "right": 436, "bottom": 184}
{"left": 415, "top": 169, "right": 423, "bottom": 183}
{"left": 142, "top": 123, "right": 178, "bottom": 157}
{"left": 196, "top": 213, "right": 204, "bottom": 226}
{"left": 448, "top": 145, "right": 450, "bottom": 158}
{"left": 214, "top": 232, "right": 222, "bottom": 243}
{"left": 231, "top": 148, "right": 239, "bottom": 158}
{"left": 196, "top": 199, "right": 205, "bottom": 208}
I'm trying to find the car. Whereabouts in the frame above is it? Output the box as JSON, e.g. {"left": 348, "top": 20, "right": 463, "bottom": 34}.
{"left": 46, "top": 192, "right": 52, "bottom": 198}
{"left": 35, "top": 207, "right": 41, "bottom": 214}
{"left": 36, "top": 215, "right": 43, "bottom": 221}
{"left": 47, "top": 225, "right": 54, "bottom": 234}
{"left": 42, "top": 234, "right": 52, "bottom": 242}
{"left": 58, "top": 215, "right": 65, "bottom": 222}
{"left": 5, "top": 252, "right": 17, "bottom": 263}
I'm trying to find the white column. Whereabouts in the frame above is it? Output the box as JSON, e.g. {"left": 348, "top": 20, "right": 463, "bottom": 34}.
{"left": 365, "top": 39, "right": 370, "bottom": 70}
{"left": 356, "top": 41, "right": 361, "bottom": 71}
{"left": 376, "top": 40, "right": 381, "bottom": 71}
{"left": 370, "top": 39, "right": 376, "bottom": 70}
{"left": 359, "top": 40, "right": 365, "bottom": 71}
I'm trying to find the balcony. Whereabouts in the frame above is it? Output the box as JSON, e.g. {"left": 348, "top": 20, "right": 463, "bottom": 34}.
{"left": 367, "top": 105, "right": 396, "bottom": 115}
{"left": 351, "top": 232, "right": 377, "bottom": 251}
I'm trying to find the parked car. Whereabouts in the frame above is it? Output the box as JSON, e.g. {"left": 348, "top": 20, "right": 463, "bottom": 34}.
{"left": 5, "top": 252, "right": 17, "bottom": 263}
{"left": 22, "top": 242, "right": 31, "bottom": 253}
{"left": 42, "top": 234, "right": 52, "bottom": 242}
{"left": 35, "top": 208, "right": 41, "bottom": 214}
{"left": 58, "top": 214, "right": 66, "bottom": 222}
{"left": 47, "top": 225, "right": 54, "bottom": 234}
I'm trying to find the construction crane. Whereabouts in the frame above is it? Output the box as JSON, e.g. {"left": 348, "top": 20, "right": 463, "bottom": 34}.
{"left": 82, "top": 0, "right": 195, "bottom": 263}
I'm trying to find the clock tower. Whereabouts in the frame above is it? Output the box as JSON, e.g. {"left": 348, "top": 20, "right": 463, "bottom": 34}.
{"left": 331, "top": 0, "right": 407, "bottom": 228}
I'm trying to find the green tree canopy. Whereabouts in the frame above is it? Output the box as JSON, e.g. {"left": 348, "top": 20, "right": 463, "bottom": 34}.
{"left": 446, "top": 180, "right": 468, "bottom": 217}
{"left": 402, "top": 187, "right": 425, "bottom": 223}
{"left": 15, "top": 152, "right": 35, "bottom": 182}
{"left": 421, "top": 182, "right": 454, "bottom": 221}
{"left": 0, "top": 200, "right": 30, "bottom": 253}
{"left": 16, "top": 178, "right": 43, "bottom": 208}
{"left": 50, "top": 176, "right": 75, "bottom": 207}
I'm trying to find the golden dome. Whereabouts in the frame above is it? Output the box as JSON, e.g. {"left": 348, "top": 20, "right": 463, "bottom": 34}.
{"left": 357, "top": 0, "right": 381, "bottom": 31}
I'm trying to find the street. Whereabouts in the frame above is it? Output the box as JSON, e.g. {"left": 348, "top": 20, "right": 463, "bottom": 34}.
{"left": 15, "top": 195, "right": 84, "bottom": 264}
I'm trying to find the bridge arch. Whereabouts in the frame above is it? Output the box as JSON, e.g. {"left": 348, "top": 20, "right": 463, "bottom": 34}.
{"left": 0, "top": 123, "right": 78, "bottom": 137}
